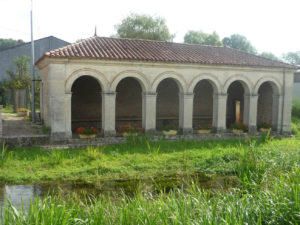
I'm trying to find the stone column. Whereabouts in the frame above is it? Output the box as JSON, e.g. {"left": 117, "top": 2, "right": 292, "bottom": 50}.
{"left": 142, "top": 92, "right": 157, "bottom": 134}
{"left": 243, "top": 94, "right": 258, "bottom": 133}
{"left": 273, "top": 94, "right": 283, "bottom": 132}
{"left": 50, "top": 93, "right": 72, "bottom": 140}
{"left": 0, "top": 105, "right": 2, "bottom": 137}
{"left": 102, "top": 92, "right": 116, "bottom": 136}
{"left": 179, "top": 93, "right": 193, "bottom": 134}
{"left": 212, "top": 94, "right": 227, "bottom": 132}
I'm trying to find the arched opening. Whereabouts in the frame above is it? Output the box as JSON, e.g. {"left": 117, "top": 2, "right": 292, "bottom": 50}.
{"left": 116, "top": 77, "right": 143, "bottom": 129}
{"left": 156, "top": 78, "right": 180, "bottom": 130}
{"left": 71, "top": 76, "right": 102, "bottom": 132}
{"left": 257, "top": 82, "right": 278, "bottom": 130}
{"left": 226, "top": 81, "right": 246, "bottom": 129}
{"left": 193, "top": 80, "right": 214, "bottom": 129}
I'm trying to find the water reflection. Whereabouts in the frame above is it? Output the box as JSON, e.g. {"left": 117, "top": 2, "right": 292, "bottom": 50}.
{"left": 0, "top": 173, "right": 239, "bottom": 209}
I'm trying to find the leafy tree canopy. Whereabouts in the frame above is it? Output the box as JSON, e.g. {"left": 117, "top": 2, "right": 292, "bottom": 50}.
{"left": 4, "top": 56, "right": 31, "bottom": 89}
{"left": 184, "top": 30, "right": 222, "bottom": 46}
{"left": 282, "top": 51, "right": 300, "bottom": 65}
{"left": 115, "top": 13, "right": 175, "bottom": 41}
{"left": 0, "top": 38, "right": 24, "bottom": 51}
{"left": 259, "top": 52, "right": 279, "bottom": 61}
{"left": 222, "top": 34, "right": 257, "bottom": 54}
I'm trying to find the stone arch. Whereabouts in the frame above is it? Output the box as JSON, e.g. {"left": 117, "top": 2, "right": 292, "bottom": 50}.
{"left": 151, "top": 71, "right": 187, "bottom": 93}
{"left": 65, "top": 68, "right": 109, "bottom": 94}
{"left": 253, "top": 77, "right": 282, "bottom": 95}
{"left": 110, "top": 70, "right": 150, "bottom": 92}
{"left": 223, "top": 75, "right": 252, "bottom": 95}
{"left": 188, "top": 74, "right": 222, "bottom": 94}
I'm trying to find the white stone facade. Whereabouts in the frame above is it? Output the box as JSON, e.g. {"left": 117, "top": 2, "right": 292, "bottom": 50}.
{"left": 37, "top": 58, "right": 294, "bottom": 140}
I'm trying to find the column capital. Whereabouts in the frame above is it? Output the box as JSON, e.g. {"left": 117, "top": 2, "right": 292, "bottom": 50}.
{"left": 142, "top": 92, "right": 157, "bottom": 97}
{"left": 244, "top": 94, "right": 259, "bottom": 98}
{"left": 102, "top": 91, "right": 116, "bottom": 96}
{"left": 179, "top": 92, "right": 194, "bottom": 99}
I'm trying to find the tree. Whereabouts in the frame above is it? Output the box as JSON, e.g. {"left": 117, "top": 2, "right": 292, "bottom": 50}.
{"left": 222, "top": 34, "right": 257, "bottom": 54}
{"left": 0, "top": 38, "right": 24, "bottom": 51}
{"left": 259, "top": 52, "right": 279, "bottom": 61}
{"left": 5, "top": 56, "right": 31, "bottom": 89}
{"left": 115, "top": 13, "right": 174, "bottom": 41}
{"left": 184, "top": 30, "right": 222, "bottom": 46}
{"left": 282, "top": 51, "right": 300, "bottom": 65}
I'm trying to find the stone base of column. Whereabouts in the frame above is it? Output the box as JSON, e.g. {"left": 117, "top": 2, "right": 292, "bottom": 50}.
{"left": 248, "top": 126, "right": 258, "bottom": 134}
{"left": 102, "top": 130, "right": 116, "bottom": 137}
{"left": 178, "top": 128, "right": 193, "bottom": 135}
{"left": 145, "top": 129, "right": 156, "bottom": 135}
{"left": 51, "top": 132, "right": 72, "bottom": 141}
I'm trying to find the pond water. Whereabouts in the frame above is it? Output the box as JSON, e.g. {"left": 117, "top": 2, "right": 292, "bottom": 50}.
{"left": 0, "top": 173, "right": 239, "bottom": 209}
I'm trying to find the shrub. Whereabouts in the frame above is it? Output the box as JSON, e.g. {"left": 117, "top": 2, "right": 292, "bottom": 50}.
{"left": 194, "top": 124, "right": 212, "bottom": 130}
{"left": 258, "top": 122, "right": 272, "bottom": 129}
{"left": 163, "top": 124, "right": 178, "bottom": 131}
{"left": 76, "top": 126, "right": 99, "bottom": 135}
{"left": 229, "top": 122, "right": 248, "bottom": 132}
{"left": 117, "top": 123, "right": 143, "bottom": 135}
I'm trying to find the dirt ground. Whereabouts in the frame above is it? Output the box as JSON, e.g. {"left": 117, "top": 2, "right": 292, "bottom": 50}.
{"left": 2, "top": 113, "right": 45, "bottom": 137}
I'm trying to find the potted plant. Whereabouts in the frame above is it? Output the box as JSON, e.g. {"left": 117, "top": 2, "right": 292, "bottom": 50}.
{"left": 76, "top": 126, "right": 99, "bottom": 139}
{"left": 229, "top": 122, "right": 248, "bottom": 134}
{"left": 194, "top": 124, "right": 212, "bottom": 134}
{"left": 162, "top": 124, "right": 178, "bottom": 136}
{"left": 17, "top": 108, "right": 27, "bottom": 117}
{"left": 117, "top": 123, "right": 143, "bottom": 136}
{"left": 258, "top": 122, "right": 272, "bottom": 132}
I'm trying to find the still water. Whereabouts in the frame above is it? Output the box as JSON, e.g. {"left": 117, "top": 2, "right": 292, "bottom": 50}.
{"left": 0, "top": 173, "right": 239, "bottom": 209}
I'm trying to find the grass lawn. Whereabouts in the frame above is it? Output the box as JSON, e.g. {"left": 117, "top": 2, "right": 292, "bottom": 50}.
{"left": 0, "top": 104, "right": 299, "bottom": 224}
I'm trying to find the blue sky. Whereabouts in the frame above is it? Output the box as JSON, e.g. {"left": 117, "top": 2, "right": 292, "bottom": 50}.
{"left": 1, "top": 0, "right": 299, "bottom": 56}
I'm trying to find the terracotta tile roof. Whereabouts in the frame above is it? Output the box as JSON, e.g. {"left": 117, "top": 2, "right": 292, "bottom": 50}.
{"left": 38, "top": 36, "right": 296, "bottom": 69}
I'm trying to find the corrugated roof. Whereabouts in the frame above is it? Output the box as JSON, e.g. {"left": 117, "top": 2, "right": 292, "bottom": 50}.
{"left": 37, "top": 36, "right": 296, "bottom": 69}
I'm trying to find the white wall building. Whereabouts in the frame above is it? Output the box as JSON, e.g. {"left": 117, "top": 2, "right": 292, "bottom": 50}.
{"left": 36, "top": 36, "right": 297, "bottom": 140}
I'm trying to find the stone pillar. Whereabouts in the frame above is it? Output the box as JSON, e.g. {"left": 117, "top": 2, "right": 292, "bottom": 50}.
{"left": 212, "top": 94, "right": 227, "bottom": 132}
{"left": 273, "top": 94, "right": 283, "bottom": 132}
{"left": 281, "top": 71, "right": 294, "bottom": 134}
{"left": 243, "top": 94, "right": 258, "bottom": 133}
{"left": 50, "top": 93, "right": 72, "bottom": 140}
{"left": 142, "top": 92, "right": 157, "bottom": 134}
{"left": 179, "top": 93, "right": 193, "bottom": 134}
{"left": 102, "top": 92, "right": 116, "bottom": 136}
{"left": 0, "top": 105, "right": 2, "bottom": 137}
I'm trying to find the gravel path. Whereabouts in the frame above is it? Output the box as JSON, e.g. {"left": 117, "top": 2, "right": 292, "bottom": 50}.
{"left": 2, "top": 113, "right": 45, "bottom": 137}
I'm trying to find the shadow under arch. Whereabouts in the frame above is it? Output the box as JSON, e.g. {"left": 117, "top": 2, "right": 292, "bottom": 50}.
{"left": 65, "top": 68, "right": 108, "bottom": 94}
{"left": 110, "top": 70, "right": 150, "bottom": 93}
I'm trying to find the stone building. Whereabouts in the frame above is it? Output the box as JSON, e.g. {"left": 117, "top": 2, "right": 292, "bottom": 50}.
{"left": 35, "top": 36, "right": 297, "bottom": 140}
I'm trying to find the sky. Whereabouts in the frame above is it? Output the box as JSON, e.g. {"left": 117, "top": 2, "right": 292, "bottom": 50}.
{"left": 0, "top": 0, "right": 299, "bottom": 57}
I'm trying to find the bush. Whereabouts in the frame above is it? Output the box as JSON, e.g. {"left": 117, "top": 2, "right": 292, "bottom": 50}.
{"left": 292, "top": 102, "right": 300, "bottom": 118}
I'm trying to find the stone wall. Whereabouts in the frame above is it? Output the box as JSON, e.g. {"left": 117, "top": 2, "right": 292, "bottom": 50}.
{"left": 116, "top": 77, "right": 142, "bottom": 127}
{"left": 193, "top": 80, "right": 213, "bottom": 126}
{"left": 257, "top": 82, "right": 273, "bottom": 125}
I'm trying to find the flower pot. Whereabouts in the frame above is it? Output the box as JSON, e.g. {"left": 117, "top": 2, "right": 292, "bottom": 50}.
{"left": 259, "top": 128, "right": 271, "bottom": 132}
{"left": 232, "top": 129, "right": 244, "bottom": 134}
{"left": 196, "top": 130, "right": 211, "bottom": 134}
{"left": 162, "top": 130, "right": 177, "bottom": 136}
{"left": 79, "top": 134, "right": 96, "bottom": 139}
{"left": 122, "top": 132, "right": 138, "bottom": 137}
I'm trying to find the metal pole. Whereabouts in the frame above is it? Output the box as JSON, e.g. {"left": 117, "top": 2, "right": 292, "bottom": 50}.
{"left": 31, "top": 0, "right": 35, "bottom": 123}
